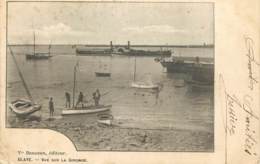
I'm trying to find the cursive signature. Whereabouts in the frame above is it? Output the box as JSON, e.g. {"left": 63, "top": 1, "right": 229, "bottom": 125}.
{"left": 244, "top": 37, "right": 260, "bottom": 90}
{"left": 219, "top": 74, "right": 259, "bottom": 157}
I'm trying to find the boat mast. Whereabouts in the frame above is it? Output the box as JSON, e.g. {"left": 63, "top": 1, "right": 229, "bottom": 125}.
{"left": 8, "top": 45, "right": 34, "bottom": 102}
{"left": 33, "top": 31, "right": 36, "bottom": 55}
{"left": 72, "top": 65, "right": 76, "bottom": 107}
{"left": 133, "top": 55, "right": 136, "bottom": 82}
{"left": 72, "top": 62, "right": 78, "bottom": 107}
{"left": 48, "top": 44, "right": 51, "bottom": 56}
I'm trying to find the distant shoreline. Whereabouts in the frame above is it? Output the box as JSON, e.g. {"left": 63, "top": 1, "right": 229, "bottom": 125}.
{"left": 8, "top": 44, "right": 214, "bottom": 48}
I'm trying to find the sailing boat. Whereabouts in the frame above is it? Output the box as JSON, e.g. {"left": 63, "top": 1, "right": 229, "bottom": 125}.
{"left": 131, "top": 56, "right": 159, "bottom": 89}
{"left": 26, "top": 31, "right": 52, "bottom": 60}
{"left": 62, "top": 62, "right": 112, "bottom": 116}
{"left": 95, "top": 57, "right": 111, "bottom": 77}
{"left": 8, "top": 45, "right": 41, "bottom": 117}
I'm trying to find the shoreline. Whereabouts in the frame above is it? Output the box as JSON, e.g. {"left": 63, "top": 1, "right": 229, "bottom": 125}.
{"left": 7, "top": 114, "right": 213, "bottom": 152}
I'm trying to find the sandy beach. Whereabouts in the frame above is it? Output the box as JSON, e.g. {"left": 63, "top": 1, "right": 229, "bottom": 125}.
{"left": 7, "top": 112, "right": 213, "bottom": 152}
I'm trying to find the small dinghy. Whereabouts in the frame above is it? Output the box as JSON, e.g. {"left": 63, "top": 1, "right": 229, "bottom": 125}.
{"left": 9, "top": 99, "right": 41, "bottom": 117}
{"left": 8, "top": 45, "right": 42, "bottom": 118}
{"left": 62, "top": 105, "right": 112, "bottom": 116}
{"left": 95, "top": 72, "right": 111, "bottom": 77}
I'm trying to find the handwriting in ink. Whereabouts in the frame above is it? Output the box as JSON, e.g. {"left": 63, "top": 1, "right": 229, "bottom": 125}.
{"left": 244, "top": 37, "right": 260, "bottom": 90}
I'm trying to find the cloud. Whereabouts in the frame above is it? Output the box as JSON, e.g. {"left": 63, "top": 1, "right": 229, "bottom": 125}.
{"left": 122, "top": 25, "right": 186, "bottom": 34}
{"left": 9, "top": 23, "right": 94, "bottom": 44}
{"left": 41, "top": 23, "right": 72, "bottom": 33}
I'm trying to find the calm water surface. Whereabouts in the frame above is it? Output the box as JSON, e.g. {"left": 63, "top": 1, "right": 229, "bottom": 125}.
{"left": 7, "top": 45, "right": 214, "bottom": 132}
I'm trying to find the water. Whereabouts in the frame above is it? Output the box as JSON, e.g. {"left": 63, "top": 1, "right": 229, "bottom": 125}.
{"left": 7, "top": 45, "right": 214, "bottom": 132}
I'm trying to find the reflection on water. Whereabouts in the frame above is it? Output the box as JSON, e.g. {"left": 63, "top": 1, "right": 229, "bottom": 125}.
{"left": 7, "top": 45, "right": 214, "bottom": 133}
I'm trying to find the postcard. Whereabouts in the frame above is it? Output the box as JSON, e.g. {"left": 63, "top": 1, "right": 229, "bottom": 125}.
{"left": 0, "top": 0, "right": 259, "bottom": 164}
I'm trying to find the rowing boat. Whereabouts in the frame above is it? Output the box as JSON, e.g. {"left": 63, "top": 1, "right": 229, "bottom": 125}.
{"left": 9, "top": 99, "right": 41, "bottom": 117}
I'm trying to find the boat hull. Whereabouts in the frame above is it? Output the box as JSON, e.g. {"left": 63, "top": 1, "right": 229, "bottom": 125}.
{"left": 76, "top": 49, "right": 112, "bottom": 56}
{"left": 9, "top": 99, "right": 41, "bottom": 117}
{"left": 95, "top": 72, "right": 111, "bottom": 77}
{"left": 61, "top": 105, "right": 112, "bottom": 116}
{"left": 26, "top": 54, "right": 52, "bottom": 60}
{"left": 160, "top": 61, "right": 194, "bottom": 73}
{"left": 190, "top": 64, "right": 214, "bottom": 84}
{"left": 131, "top": 82, "right": 159, "bottom": 89}
{"left": 120, "top": 50, "right": 171, "bottom": 57}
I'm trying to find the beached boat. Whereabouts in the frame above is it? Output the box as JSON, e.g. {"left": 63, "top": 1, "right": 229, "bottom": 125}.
{"left": 8, "top": 45, "right": 41, "bottom": 117}
{"left": 9, "top": 99, "right": 41, "bottom": 117}
{"left": 62, "top": 105, "right": 112, "bottom": 116}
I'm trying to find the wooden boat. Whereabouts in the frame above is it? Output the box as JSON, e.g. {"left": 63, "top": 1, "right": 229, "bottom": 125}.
{"left": 9, "top": 99, "right": 41, "bottom": 117}
{"left": 8, "top": 45, "right": 41, "bottom": 117}
{"left": 26, "top": 32, "right": 52, "bottom": 60}
{"left": 26, "top": 53, "right": 52, "bottom": 60}
{"left": 95, "top": 57, "right": 112, "bottom": 77}
{"left": 62, "top": 62, "right": 112, "bottom": 116}
{"left": 95, "top": 72, "right": 111, "bottom": 77}
{"left": 131, "top": 82, "right": 158, "bottom": 89}
{"left": 97, "top": 113, "right": 113, "bottom": 125}
{"left": 62, "top": 105, "right": 112, "bottom": 116}
{"left": 131, "top": 55, "right": 158, "bottom": 89}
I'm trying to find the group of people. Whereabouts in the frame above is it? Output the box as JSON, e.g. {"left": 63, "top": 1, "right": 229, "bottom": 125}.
{"left": 49, "top": 89, "right": 102, "bottom": 117}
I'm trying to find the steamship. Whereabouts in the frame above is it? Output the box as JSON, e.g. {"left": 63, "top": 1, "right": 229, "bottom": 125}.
{"left": 75, "top": 41, "right": 172, "bottom": 57}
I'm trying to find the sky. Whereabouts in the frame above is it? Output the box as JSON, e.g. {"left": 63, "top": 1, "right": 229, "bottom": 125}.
{"left": 8, "top": 2, "right": 214, "bottom": 45}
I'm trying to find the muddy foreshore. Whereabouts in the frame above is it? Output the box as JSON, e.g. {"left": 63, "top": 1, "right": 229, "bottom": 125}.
{"left": 7, "top": 113, "right": 213, "bottom": 152}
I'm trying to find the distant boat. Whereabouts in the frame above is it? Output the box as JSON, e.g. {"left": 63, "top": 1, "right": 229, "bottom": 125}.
{"left": 62, "top": 62, "right": 112, "bottom": 116}
{"left": 95, "top": 72, "right": 111, "bottom": 77}
{"left": 131, "top": 55, "right": 159, "bottom": 89}
{"left": 26, "top": 32, "right": 52, "bottom": 60}
{"left": 8, "top": 45, "right": 41, "bottom": 117}
{"left": 95, "top": 57, "right": 112, "bottom": 77}
{"left": 76, "top": 48, "right": 112, "bottom": 56}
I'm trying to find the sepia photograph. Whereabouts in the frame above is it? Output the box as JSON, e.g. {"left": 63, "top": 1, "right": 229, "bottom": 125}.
{"left": 6, "top": 2, "right": 214, "bottom": 152}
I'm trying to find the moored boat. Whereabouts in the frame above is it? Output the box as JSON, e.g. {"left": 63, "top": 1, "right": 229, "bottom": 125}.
{"left": 131, "top": 82, "right": 159, "bottom": 89}
{"left": 95, "top": 72, "right": 111, "bottom": 77}
{"left": 26, "top": 32, "right": 52, "bottom": 60}
{"left": 26, "top": 52, "right": 52, "bottom": 60}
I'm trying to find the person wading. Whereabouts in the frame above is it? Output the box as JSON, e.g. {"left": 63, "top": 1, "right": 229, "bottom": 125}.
{"left": 65, "top": 92, "right": 71, "bottom": 108}
{"left": 93, "top": 89, "right": 101, "bottom": 106}
{"left": 76, "top": 92, "right": 84, "bottom": 108}
{"left": 49, "top": 97, "right": 54, "bottom": 118}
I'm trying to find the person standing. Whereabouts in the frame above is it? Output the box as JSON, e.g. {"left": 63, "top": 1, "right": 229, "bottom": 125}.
{"left": 65, "top": 92, "right": 71, "bottom": 108}
{"left": 76, "top": 92, "right": 84, "bottom": 107}
{"left": 49, "top": 97, "right": 54, "bottom": 118}
{"left": 93, "top": 89, "right": 101, "bottom": 106}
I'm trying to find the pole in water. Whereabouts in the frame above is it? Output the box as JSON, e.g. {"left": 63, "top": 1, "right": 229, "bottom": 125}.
{"left": 72, "top": 65, "right": 76, "bottom": 108}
